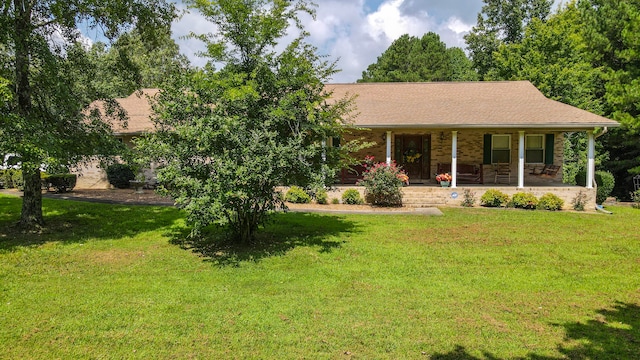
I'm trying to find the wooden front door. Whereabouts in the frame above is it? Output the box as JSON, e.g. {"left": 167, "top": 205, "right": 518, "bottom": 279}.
{"left": 395, "top": 135, "right": 430, "bottom": 180}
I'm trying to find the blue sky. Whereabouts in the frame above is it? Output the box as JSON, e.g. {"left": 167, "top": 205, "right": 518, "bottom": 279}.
{"left": 170, "top": 0, "right": 563, "bottom": 83}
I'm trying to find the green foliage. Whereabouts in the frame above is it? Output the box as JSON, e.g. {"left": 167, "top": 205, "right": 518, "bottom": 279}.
{"left": 595, "top": 170, "right": 615, "bottom": 204}
{"left": 509, "top": 192, "right": 539, "bottom": 209}
{"left": 331, "top": 197, "right": 340, "bottom": 204}
{"left": 576, "top": 169, "right": 616, "bottom": 204}
{"left": 572, "top": 190, "right": 589, "bottom": 211}
{"left": 480, "top": 189, "right": 510, "bottom": 207}
{"left": 315, "top": 188, "right": 328, "bottom": 205}
{"left": 106, "top": 164, "right": 135, "bottom": 189}
{"left": 630, "top": 190, "right": 640, "bottom": 209}
{"left": 1, "top": 0, "right": 177, "bottom": 227}
{"left": 359, "top": 33, "right": 475, "bottom": 82}
{"left": 0, "top": 169, "right": 21, "bottom": 189}
{"left": 537, "top": 193, "right": 565, "bottom": 211}
{"left": 42, "top": 174, "right": 77, "bottom": 193}
{"left": 465, "top": 0, "right": 553, "bottom": 78}
{"left": 341, "top": 189, "right": 364, "bottom": 205}
{"left": 137, "top": 0, "right": 361, "bottom": 242}
{"left": 357, "top": 160, "right": 405, "bottom": 207}
{"left": 285, "top": 186, "right": 311, "bottom": 204}
{"left": 460, "top": 189, "right": 477, "bottom": 207}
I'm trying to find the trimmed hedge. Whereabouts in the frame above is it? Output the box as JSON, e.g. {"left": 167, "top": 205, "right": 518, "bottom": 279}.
{"left": 285, "top": 186, "right": 311, "bottom": 204}
{"left": 480, "top": 189, "right": 509, "bottom": 207}
{"left": 575, "top": 170, "right": 615, "bottom": 204}
{"left": 43, "top": 173, "right": 77, "bottom": 193}
{"left": 538, "top": 193, "right": 564, "bottom": 211}
{"left": 509, "top": 192, "right": 538, "bottom": 210}
{"left": 106, "top": 164, "right": 135, "bottom": 189}
{"left": 342, "top": 189, "right": 364, "bottom": 205}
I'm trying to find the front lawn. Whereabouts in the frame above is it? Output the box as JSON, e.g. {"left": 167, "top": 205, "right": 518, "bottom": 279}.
{"left": 1, "top": 195, "right": 638, "bottom": 359}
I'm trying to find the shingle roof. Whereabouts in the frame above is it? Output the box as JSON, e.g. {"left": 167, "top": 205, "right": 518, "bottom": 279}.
{"left": 92, "top": 89, "right": 159, "bottom": 135}
{"left": 327, "top": 81, "right": 619, "bottom": 130}
{"left": 104, "top": 82, "right": 618, "bottom": 135}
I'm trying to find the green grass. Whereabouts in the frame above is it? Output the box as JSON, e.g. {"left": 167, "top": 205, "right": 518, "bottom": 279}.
{"left": 1, "top": 194, "right": 639, "bottom": 359}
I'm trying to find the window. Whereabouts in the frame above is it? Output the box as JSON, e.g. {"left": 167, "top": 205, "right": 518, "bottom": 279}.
{"left": 525, "top": 135, "right": 544, "bottom": 163}
{"left": 492, "top": 135, "right": 511, "bottom": 163}
{"left": 331, "top": 137, "right": 340, "bottom": 148}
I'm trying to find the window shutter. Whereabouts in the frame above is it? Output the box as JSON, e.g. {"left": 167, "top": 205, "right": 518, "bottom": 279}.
{"left": 545, "top": 134, "right": 555, "bottom": 165}
{"left": 483, "top": 134, "right": 492, "bottom": 164}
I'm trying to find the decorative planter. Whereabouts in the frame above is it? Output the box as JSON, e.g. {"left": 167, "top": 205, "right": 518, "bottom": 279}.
{"left": 129, "top": 180, "right": 145, "bottom": 194}
{"left": 440, "top": 181, "right": 450, "bottom": 187}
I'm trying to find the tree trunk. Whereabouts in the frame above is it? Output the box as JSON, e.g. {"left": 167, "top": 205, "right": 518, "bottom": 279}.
{"left": 14, "top": 0, "right": 43, "bottom": 228}
{"left": 19, "top": 168, "right": 44, "bottom": 228}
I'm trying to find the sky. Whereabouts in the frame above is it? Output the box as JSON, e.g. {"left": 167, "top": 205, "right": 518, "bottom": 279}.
{"left": 171, "top": 0, "right": 564, "bottom": 83}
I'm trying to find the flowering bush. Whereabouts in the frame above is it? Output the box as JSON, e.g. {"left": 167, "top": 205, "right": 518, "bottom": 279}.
{"left": 435, "top": 173, "right": 452, "bottom": 182}
{"left": 357, "top": 157, "right": 407, "bottom": 207}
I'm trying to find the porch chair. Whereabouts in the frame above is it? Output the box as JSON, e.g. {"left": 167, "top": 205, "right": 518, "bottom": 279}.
{"left": 530, "top": 164, "right": 560, "bottom": 177}
{"left": 494, "top": 163, "right": 511, "bottom": 184}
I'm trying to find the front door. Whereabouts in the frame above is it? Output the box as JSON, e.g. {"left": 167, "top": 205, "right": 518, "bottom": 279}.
{"left": 396, "top": 135, "right": 428, "bottom": 180}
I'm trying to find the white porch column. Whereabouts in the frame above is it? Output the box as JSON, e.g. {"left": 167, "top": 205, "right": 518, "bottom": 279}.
{"left": 586, "top": 131, "right": 595, "bottom": 188}
{"left": 451, "top": 131, "right": 458, "bottom": 188}
{"left": 518, "top": 131, "right": 525, "bottom": 188}
{"left": 321, "top": 139, "right": 327, "bottom": 162}
{"left": 386, "top": 131, "right": 392, "bottom": 165}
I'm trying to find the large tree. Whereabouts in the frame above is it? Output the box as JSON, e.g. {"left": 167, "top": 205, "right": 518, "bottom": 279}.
{"left": 87, "top": 29, "right": 191, "bottom": 98}
{"left": 1, "top": 0, "right": 176, "bottom": 228}
{"left": 137, "top": 0, "right": 363, "bottom": 242}
{"left": 358, "top": 32, "right": 476, "bottom": 82}
{"left": 464, "top": 0, "right": 553, "bottom": 79}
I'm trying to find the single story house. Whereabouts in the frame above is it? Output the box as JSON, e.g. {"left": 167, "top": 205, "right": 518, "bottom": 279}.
{"left": 75, "top": 81, "right": 619, "bottom": 209}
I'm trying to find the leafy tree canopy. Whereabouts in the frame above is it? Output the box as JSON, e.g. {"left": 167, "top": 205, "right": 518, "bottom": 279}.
{"left": 1, "top": 0, "right": 177, "bottom": 228}
{"left": 87, "top": 29, "right": 191, "bottom": 98}
{"left": 358, "top": 33, "right": 477, "bottom": 82}
{"left": 465, "top": 0, "right": 553, "bottom": 78}
{"left": 137, "top": 0, "right": 366, "bottom": 242}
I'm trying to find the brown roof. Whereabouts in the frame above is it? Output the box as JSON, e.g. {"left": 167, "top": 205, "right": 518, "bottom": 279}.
{"left": 88, "top": 89, "right": 158, "bottom": 135}
{"left": 106, "top": 82, "right": 618, "bottom": 134}
{"left": 328, "top": 81, "right": 618, "bottom": 130}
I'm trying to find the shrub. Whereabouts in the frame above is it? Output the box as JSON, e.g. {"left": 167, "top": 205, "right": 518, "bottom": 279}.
{"left": 572, "top": 190, "right": 589, "bottom": 211}
{"left": 357, "top": 159, "right": 406, "bottom": 207}
{"left": 537, "top": 193, "right": 564, "bottom": 211}
{"left": 575, "top": 169, "right": 615, "bottom": 204}
{"left": 106, "top": 163, "right": 135, "bottom": 189}
{"left": 315, "top": 188, "right": 328, "bottom": 205}
{"left": 285, "top": 186, "right": 311, "bottom": 204}
{"left": 0, "top": 169, "right": 22, "bottom": 189}
{"left": 630, "top": 190, "right": 640, "bottom": 209}
{"left": 11, "top": 170, "right": 24, "bottom": 190}
{"left": 480, "top": 189, "right": 509, "bottom": 207}
{"left": 342, "top": 189, "right": 364, "bottom": 205}
{"left": 460, "top": 189, "right": 476, "bottom": 207}
{"left": 42, "top": 174, "right": 77, "bottom": 193}
{"left": 331, "top": 198, "right": 340, "bottom": 204}
{"left": 509, "top": 192, "right": 539, "bottom": 210}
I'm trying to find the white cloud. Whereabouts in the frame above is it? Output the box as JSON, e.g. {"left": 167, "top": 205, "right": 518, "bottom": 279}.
{"left": 171, "top": 0, "right": 484, "bottom": 82}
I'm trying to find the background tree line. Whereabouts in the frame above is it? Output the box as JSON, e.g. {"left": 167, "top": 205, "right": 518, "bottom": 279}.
{"left": 359, "top": 0, "right": 640, "bottom": 199}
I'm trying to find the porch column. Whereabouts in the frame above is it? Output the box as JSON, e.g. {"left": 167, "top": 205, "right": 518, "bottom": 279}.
{"left": 451, "top": 131, "right": 458, "bottom": 188}
{"left": 518, "top": 131, "right": 525, "bottom": 188}
{"left": 586, "top": 131, "right": 595, "bottom": 189}
{"left": 386, "top": 131, "right": 392, "bottom": 165}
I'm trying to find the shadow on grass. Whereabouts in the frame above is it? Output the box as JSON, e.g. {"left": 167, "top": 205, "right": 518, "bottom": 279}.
{"left": 167, "top": 212, "right": 359, "bottom": 267}
{"left": 429, "top": 301, "right": 640, "bottom": 360}
{"left": 0, "top": 195, "right": 182, "bottom": 251}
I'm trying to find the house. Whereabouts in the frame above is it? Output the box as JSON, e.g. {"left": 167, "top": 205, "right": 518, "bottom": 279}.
{"left": 75, "top": 82, "right": 619, "bottom": 209}
{"left": 327, "top": 81, "right": 618, "bottom": 189}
